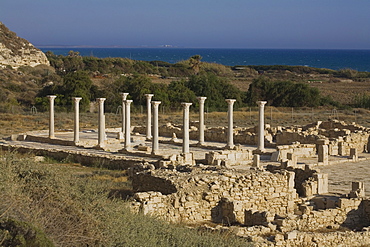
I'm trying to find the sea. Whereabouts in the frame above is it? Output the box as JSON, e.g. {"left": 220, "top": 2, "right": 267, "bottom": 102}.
{"left": 39, "top": 48, "right": 370, "bottom": 72}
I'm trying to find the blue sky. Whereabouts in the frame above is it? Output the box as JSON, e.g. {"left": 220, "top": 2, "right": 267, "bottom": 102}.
{"left": 1, "top": 0, "right": 370, "bottom": 49}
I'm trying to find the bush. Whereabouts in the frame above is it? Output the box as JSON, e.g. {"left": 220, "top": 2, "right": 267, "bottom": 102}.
{"left": 0, "top": 218, "right": 54, "bottom": 247}
{"left": 186, "top": 73, "right": 245, "bottom": 111}
{"left": 245, "top": 77, "right": 330, "bottom": 107}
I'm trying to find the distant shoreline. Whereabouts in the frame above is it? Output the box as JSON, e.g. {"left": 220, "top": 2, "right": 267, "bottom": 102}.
{"left": 36, "top": 45, "right": 182, "bottom": 49}
{"left": 39, "top": 47, "right": 370, "bottom": 71}
{"left": 36, "top": 45, "right": 370, "bottom": 51}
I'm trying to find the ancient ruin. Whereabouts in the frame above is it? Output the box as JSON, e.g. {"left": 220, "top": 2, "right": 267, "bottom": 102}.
{"left": 3, "top": 94, "right": 370, "bottom": 246}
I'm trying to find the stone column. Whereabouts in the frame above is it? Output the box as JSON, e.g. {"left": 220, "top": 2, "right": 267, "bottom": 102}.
{"left": 151, "top": 101, "right": 161, "bottom": 155}
{"left": 253, "top": 154, "right": 260, "bottom": 168}
{"left": 120, "top": 93, "right": 129, "bottom": 134}
{"left": 197, "top": 97, "right": 207, "bottom": 145}
{"left": 47, "top": 95, "right": 57, "bottom": 139}
{"left": 124, "top": 100, "right": 133, "bottom": 151}
{"left": 145, "top": 94, "right": 154, "bottom": 140}
{"left": 182, "top": 103, "right": 192, "bottom": 154}
{"left": 317, "top": 139, "right": 329, "bottom": 166}
{"left": 257, "top": 101, "right": 267, "bottom": 152}
{"left": 226, "top": 99, "right": 236, "bottom": 149}
{"left": 72, "top": 97, "right": 82, "bottom": 144}
{"left": 97, "top": 98, "right": 106, "bottom": 148}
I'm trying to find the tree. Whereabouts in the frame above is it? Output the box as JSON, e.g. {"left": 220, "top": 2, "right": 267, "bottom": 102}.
{"left": 167, "top": 80, "right": 197, "bottom": 107}
{"left": 35, "top": 71, "right": 95, "bottom": 111}
{"left": 186, "top": 73, "right": 244, "bottom": 110}
{"left": 245, "top": 77, "right": 323, "bottom": 107}
{"left": 189, "top": 55, "right": 202, "bottom": 75}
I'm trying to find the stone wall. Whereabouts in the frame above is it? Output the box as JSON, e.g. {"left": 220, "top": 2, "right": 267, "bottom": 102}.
{"left": 130, "top": 168, "right": 297, "bottom": 223}
{"left": 271, "top": 143, "right": 316, "bottom": 162}
{"left": 133, "top": 123, "right": 273, "bottom": 146}
{"left": 205, "top": 148, "right": 253, "bottom": 167}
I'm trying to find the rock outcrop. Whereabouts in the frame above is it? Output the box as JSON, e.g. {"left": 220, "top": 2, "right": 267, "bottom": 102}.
{"left": 0, "top": 22, "right": 49, "bottom": 69}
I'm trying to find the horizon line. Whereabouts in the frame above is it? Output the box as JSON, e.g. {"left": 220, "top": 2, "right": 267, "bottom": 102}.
{"left": 35, "top": 45, "right": 370, "bottom": 50}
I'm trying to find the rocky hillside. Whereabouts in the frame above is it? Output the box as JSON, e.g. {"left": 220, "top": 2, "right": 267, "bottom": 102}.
{"left": 0, "top": 22, "right": 49, "bottom": 69}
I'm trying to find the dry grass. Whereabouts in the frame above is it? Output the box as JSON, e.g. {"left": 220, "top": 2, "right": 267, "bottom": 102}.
{"left": 0, "top": 152, "right": 251, "bottom": 247}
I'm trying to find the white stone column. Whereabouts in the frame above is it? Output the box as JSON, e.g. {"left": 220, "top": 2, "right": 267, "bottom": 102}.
{"left": 151, "top": 101, "right": 161, "bottom": 155}
{"left": 257, "top": 101, "right": 267, "bottom": 152}
{"left": 226, "top": 99, "right": 236, "bottom": 149}
{"left": 197, "top": 97, "right": 207, "bottom": 145}
{"left": 47, "top": 95, "right": 57, "bottom": 139}
{"left": 145, "top": 94, "right": 154, "bottom": 140}
{"left": 72, "top": 97, "right": 82, "bottom": 144}
{"left": 124, "top": 100, "right": 133, "bottom": 151}
{"left": 120, "top": 93, "right": 129, "bottom": 134}
{"left": 97, "top": 98, "right": 106, "bottom": 148}
{"left": 182, "top": 103, "right": 192, "bottom": 154}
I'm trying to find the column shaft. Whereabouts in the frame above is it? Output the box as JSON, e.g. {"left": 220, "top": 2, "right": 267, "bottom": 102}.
{"left": 121, "top": 93, "right": 129, "bottom": 134}
{"left": 197, "top": 97, "right": 207, "bottom": 145}
{"left": 145, "top": 94, "right": 154, "bottom": 139}
{"left": 226, "top": 99, "right": 236, "bottom": 149}
{"left": 182, "top": 103, "right": 192, "bottom": 153}
{"left": 125, "top": 100, "right": 133, "bottom": 150}
{"left": 257, "top": 101, "right": 267, "bottom": 151}
{"left": 47, "top": 95, "right": 57, "bottom": 138}
{"left": 73, "top": 97, "right": 82, "bottom": 143}
{"left": 151, "top": 101, "right": 161, "bottom": 154}
{"left": 97, "top": 98, "right": 106, "bottom": 147}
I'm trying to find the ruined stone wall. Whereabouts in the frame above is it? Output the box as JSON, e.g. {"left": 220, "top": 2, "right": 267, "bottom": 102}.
{"left": 130, "top": 169, "right": 297, "bottom": 223}
{"left": 275, "top": 131, "right": 321, "bottom": 145}
{"left": 133, "top": 124, "right": 269, "bottom": 146}
{"left": 205, "top": 148, "right": 253, "bottom": 166}
{"left": 256, "top": 230, "right": 370, "bottom": 247}
{"left": 272, "top": 143, "right": 316, "bottom": 162}
{"left": 276, "top": 198, "right": 369, "bottom": 232}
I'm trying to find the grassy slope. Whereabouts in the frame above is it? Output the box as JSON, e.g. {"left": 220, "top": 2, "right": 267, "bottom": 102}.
{"left": 0, "top": 152, "right": 251, "bottom": 247}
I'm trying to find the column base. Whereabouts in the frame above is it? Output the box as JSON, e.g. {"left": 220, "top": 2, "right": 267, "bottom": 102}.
{"left": 197, "top": 141, "right": 205, "bottom": 146}
{"left": 225, "top": 145, "right": 235, "bottom": 150}
{"left": 94, "top": 144, "right": 106, "bottom": 150}
{"left": 253, "top": 149, "right": 266, "bottom": 155}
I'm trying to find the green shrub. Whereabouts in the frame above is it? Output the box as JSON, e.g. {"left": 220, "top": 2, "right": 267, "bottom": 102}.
{"left": 245, "top": 77, "right": 333, "bottom": 107}
{"left": 0, "top": 218, "right": 54, "bottom": 247}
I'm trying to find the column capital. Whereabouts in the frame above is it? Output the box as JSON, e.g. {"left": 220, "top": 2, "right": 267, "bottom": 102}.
{"left": 47, "top": 95, "right": 57, "bottom": 100}
{"left": 257, "top": 101, "right": 267, "bottom": 106}
{"left": 181, "top": 102, "right": 192, "bottom": 108}
{"left": 120, "top": 92, "right": 129, "bottom": 100}
{"left": 197, "top": 96, "right": 207, "bottom": 102}
{"left": 72, "top": 97, "right": 82, "bottom": 103}
{"left": 125, "top": 99, "right": 133, "bottom": 105}
{"left": 96, "top": 98, "right": 106, "bottom": 103}
{"left": 225, "top": 99, "right": 236, "bottom": 105}
{"left": 151, "top": 101, "right": 161, "bottom": 106}
{"left": 145, "top": 94, "right": 154, "bottom": 99}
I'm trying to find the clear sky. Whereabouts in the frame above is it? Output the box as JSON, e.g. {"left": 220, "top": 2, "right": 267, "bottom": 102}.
{"left": 1, "top": 0, "right": 370, "bottom": 49}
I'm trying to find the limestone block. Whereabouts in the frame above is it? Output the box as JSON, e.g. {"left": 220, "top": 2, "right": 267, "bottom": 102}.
{"left": 350, "top": 181, "right": 365, "bottom": 198}
{"left": 318, "top": 144, "right": 329, "bottom": 165}
{"left": 253, "top": 154, "right": 260, "bottom": 168}
{"left": 314, "top": 173, "right": 329, "bottom": 195}
{"left": 284, "top": 230, "right": 297, "bottom": 240}
{"left": 350, "top": 148, "right": 359, "bottom": 161}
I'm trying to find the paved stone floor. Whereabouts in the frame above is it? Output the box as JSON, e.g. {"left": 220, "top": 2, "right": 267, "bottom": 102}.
{"left": 318, "top": 158, "right": 370, "bottom": 197}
